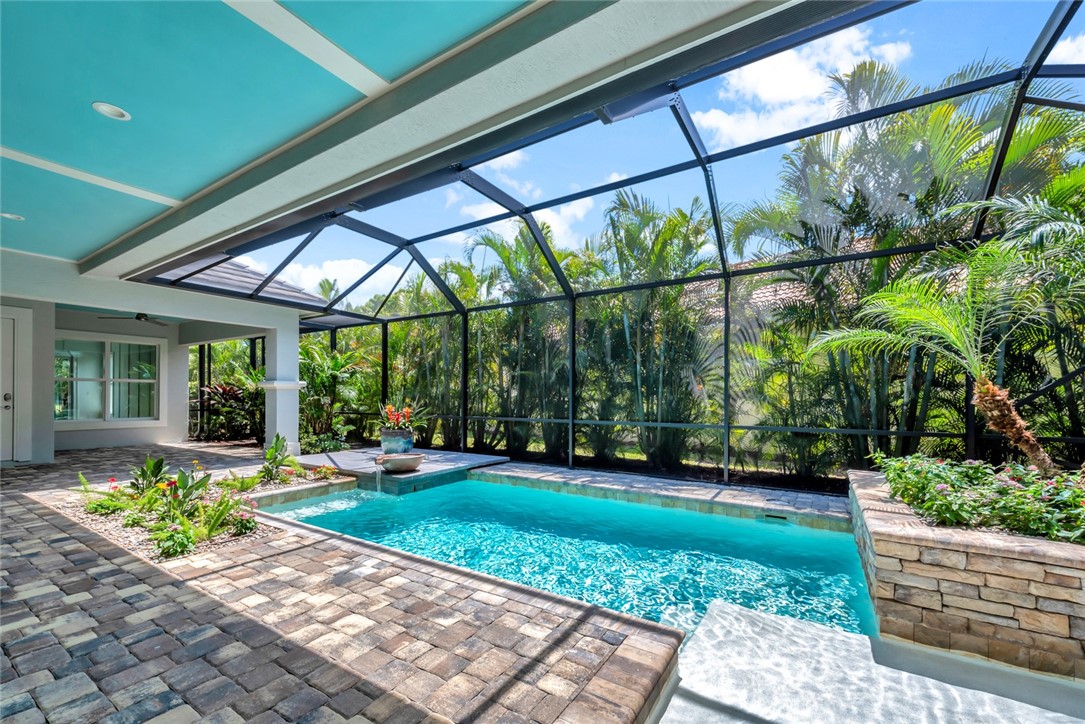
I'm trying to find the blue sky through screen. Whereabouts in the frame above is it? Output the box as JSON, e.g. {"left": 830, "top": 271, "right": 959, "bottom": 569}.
{"left": 237, "top": 1, "right": 1082, "bottom": 305}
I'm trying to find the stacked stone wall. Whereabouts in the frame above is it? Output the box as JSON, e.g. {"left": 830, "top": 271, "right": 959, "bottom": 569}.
{"left": 849, "top": 470, "right": 1084, "bottom": 680}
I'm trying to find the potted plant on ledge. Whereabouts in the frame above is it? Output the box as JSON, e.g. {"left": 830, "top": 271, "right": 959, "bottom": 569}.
{"left": 379, "top": 403, "right": 424, "bottom": 453}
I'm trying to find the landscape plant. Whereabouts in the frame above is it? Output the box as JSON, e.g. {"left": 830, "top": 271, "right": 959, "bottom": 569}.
{"left": 129, "top": 455, "right": 171, "bottom": 495}
{"left": 74, "top": 455, "right": 265, "bottom": 559}
{"left": 261, "top": 433, "right": 303, "bottom": 482}
{"left": 303, "top": 60, "right": 1084, "bottom": 479}
{"left": 808, "top": 199, "right": 1085, "bottom": 472}
{"left": 299, "top": 339, "right": 363, "bottom": 453}
{"left": 875, "top": 453, "right": 1085, "bottom": 542}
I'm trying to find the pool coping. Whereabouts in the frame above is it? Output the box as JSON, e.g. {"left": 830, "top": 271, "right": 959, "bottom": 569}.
{"left": 257, "top": 461, "right": 853, "bottom": 534}
{"left": 254, "top": 506, "right": 685, "bottom": 723}
{"left": 470, "top": 462, "right": 852, "bottom": 532}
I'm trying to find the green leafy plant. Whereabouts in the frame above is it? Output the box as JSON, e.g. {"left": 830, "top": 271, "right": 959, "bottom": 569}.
{"left": 218, "top": 471, "right": 263, "bottom": 493}
{"left": 85, "top": 496, "right": 129, "bottom": 516}
{"left": 76, "top": 472, "right": 136, "bottom": 515}
{"left": 158, "top": 467, "right": 212, "bottom": 522}
{"left": 261, "top": 433, "right": 302, "bottom": 482}
{"left": 122, "top": 512, "right": 146, "bottom": 528}
{"left": 300, "top": 431, "right": 349, "bottom": 455}
{"left": 311, "top": 464, "right": 338, "bottom": 480}
{"left": 129, "top": 455, "right": 171, "bottom": 495}
{"left": 875, "top": 452, "right": 1085, "bottom": 542}
{"left": 151, "top": 520, "right": 197, "bottom": 558}
{"left": 194, "top": 494, "right": 242, "bottom": 541}
{"left": 231, "top": 511, "right": 258, "bottom": 536}
{"left": 809, "top": 242, "right": 1085, "bottom": 472}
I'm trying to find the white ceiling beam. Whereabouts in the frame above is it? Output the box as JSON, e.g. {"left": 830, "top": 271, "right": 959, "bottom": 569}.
{"left": 226, "top": 0, "right": 391, "bottom": 97}
{"left": 1, "top": 147, "right": 182, "bottom": 207}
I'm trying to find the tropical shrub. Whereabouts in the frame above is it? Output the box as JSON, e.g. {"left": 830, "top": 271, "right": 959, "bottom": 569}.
{"left": 311, "top": 464, "right": 338, "bottom": 480}
{"left": 122, "top": 512, "right": 146, "bottom": 528}
{"left": 299, "top": 340, "right": 363, "bottom": 452}
{"left": 876, "top": 453, "right": 1085, "bottom": 542}
{"left": 84, "top": 496, "right": 129, "bottom": 516}
{"left": 231, "top": 511, "right": 258, "bottom": 536}
{"left": 194, "top": 494, "right": 243, "bottom": 541}
{"left": 218, "top": 471, "right": 263, "bottom": 493}
{"left": 261, "top": 433, "right": 302, "bottom": 482}
{"left": 157, "top": 466, "right": 212, "bottom": 522}
{"left": 77, "top": 473, "right": 133, "bottom": 515}
{"left": 151, "top": 521, "right": 197, "bottom": 558}
{"left": 130, "top": 455, "right": 170, "bottom": 495}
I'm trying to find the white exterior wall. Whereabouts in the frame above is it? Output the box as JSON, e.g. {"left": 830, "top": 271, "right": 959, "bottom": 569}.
{"left": 52, "top": 310, "right": 189, "bottom": 451}
{"left": 0, "top": 250, "right": 304, "bottom": 463}
{"left": 0, "top": 298, "right": 56, "bottom": 464}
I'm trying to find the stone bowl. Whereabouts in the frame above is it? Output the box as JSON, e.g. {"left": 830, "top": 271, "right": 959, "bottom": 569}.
{"left": 375, "top": 453, "right": 425, "bottom": 473}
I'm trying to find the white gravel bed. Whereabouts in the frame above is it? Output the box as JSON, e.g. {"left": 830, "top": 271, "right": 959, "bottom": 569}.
{"left": 33, "top": 469, "right": 354, "bottom": 563}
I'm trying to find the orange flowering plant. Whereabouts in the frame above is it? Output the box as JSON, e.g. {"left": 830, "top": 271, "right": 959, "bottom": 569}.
{"left": 380, "top": 403, "right": 425, "bottom": 431}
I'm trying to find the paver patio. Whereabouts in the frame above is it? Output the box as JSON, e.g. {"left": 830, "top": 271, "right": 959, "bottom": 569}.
{"left": 1, "top": 444, "right": 683, "bottom": 723}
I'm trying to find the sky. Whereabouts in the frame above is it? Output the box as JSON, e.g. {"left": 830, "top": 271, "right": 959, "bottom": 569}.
{"left": 236, "top": 1, "right": 1085, "bottom": 309}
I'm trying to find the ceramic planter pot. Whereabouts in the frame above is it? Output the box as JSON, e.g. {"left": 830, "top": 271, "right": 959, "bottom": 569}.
{"left": 380, "top": 428, "right": 414, "bottom": 453}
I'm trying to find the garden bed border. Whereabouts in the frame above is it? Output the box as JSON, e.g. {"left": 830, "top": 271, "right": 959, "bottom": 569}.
{"left": 848, "top": 469, "right": 1085, "bottom": 681}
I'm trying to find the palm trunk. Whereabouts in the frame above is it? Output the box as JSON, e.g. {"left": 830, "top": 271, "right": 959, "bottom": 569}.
{"left": 974, "top": 376, "right": 1055, "bottom": 473}
{"left": 895, "top": 346, "right": 918, "bottom": 457}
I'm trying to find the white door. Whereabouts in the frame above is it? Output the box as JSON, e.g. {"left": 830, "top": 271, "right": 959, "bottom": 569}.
{"left": 1, "top": 317, "right": 14, "bottom": 461}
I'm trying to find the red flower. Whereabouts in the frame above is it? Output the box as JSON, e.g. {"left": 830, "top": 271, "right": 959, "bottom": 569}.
{"left": 172, "top": 493, "right": 180, "bottom": 499}
{"left": 108, "top": 477, "right": 117, "bottom": 483}
{"left": 166, "top": 481, "right": 177, "bottom": 488}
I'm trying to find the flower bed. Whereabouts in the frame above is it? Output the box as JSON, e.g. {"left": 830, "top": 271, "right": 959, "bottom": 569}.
{"left": 849, "top": 469, "right": 1085, "bottom": 679}
{"left": 874, "top": 454, "right": 1085, "bottom": 544}
{"left": 49, "top": 439, "right": 351, "bottom": 562}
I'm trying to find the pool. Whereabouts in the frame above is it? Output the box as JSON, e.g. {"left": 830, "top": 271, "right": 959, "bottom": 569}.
{"left": 264, "top": 479, "right": 877, "bottom": 635}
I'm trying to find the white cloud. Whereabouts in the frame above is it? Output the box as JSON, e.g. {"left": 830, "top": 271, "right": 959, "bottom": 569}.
{"left": 460, "top": 201, "right": 519, "bottom": 238}
{"left": 460, "top": 201, "right": 506, "bottom": 220}
{"left": 432, "top": 231, "right": 469, "bottom": 247}
{"left": 475, "top": 149, "right": 544, "bottom": 200}
{"left": 269, "top": 258, "right": 408, "bottom": 305}
{"left": 693, "top": 26, "right": 912, "bottom": 151}
{"left": 605, "top": 172, "right": 629, "bottom": 184}
{"left": 1048, "top": 33, "right": 1085, "bottom": 64}
{"left": 498, "top": 173, "right": 544, "bottom": 200}
{"left": 235, "top": 255, "right": 268, "bottom": 274}
{"left": 535, "top": 198, "right": 594, "bottom": 249}
{"left": 477, "top": 150, "right": 527, "bottom": 172}
{"left": 444, "top": 187, "right": 464, "bottom": 208}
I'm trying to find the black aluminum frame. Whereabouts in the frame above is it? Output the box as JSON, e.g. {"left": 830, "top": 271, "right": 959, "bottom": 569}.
{"left": 153, "top": 0, "right": 1084, "bottom": 472}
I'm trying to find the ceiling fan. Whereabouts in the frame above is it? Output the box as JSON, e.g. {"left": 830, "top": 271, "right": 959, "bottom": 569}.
{"left": 97, "top": 312, "right": 170, "bottom": 327}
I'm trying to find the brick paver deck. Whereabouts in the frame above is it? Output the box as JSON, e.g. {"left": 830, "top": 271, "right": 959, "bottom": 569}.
{"left": 2, "top": 444, "right": 683, "bottom": 723}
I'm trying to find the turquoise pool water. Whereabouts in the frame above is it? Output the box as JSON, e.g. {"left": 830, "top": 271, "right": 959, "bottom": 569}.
{"left": 265, "top": 480, "right": 877, "bottom": 635}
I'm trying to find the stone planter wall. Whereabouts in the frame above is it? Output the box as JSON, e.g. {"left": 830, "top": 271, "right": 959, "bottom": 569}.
{"left": 849, "top": 470, "right": 1085, "bottom": 680}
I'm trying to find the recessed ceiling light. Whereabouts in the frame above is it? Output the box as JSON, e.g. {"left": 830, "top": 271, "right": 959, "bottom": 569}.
{"left": 1, "top": 212, "right": 25, "bottom": 221}
{"left": 92, "top": 101, "right": 131, "bottom": 121}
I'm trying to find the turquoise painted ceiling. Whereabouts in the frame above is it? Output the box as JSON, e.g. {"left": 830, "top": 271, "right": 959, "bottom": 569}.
{"left": 282, "top": 1, "right": 527, "bottom": 81}
{"left": 0, "top": 0, "right": 530, "bottom": 262}
{"left": 0, "top": 158, "right": 169, "bottom": 260}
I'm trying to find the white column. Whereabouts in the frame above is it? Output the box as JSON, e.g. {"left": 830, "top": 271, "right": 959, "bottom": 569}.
{"left": 259, "top": 325, "right": 301, "bottom": 454}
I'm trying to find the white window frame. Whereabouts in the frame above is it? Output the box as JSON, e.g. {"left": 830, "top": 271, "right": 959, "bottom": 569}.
{"left": 54, "top": 330, "right": 168, "bottom": 430}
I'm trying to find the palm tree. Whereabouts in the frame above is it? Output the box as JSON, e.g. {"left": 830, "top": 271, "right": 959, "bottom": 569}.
{"left": 317, "top": 277, "right": 341, "bottom": 303}
{"left": 808, "top": 239, "right": 1084, "bottom": 472}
